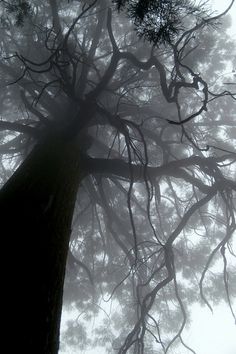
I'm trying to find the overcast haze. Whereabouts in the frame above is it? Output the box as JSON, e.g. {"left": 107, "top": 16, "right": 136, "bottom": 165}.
{"left": 0, "top": 1, "right": 235, "bottom": 354}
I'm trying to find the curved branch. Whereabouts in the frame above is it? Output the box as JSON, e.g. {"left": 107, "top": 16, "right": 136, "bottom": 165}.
{"left": 166, "top": 185, "right": 218, "bottom": 247}
{"left": 175, "top": 0, "right": 235, "bottom": 48}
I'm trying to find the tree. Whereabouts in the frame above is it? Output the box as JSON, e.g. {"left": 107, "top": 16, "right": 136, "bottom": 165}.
{"left": 0, "top": 0, "right": 235, "bottom": 353}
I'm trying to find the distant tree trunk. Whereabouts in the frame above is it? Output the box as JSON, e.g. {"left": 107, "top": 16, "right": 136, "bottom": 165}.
{"left": 0, "top": 130, "right": 85, "bottom": 354}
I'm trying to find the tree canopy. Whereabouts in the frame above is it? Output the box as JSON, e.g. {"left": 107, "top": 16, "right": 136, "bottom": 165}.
{"left": 0, "top": 1, "right": 235, "bottom": 353}
{"left": 114, "top": 0, "right": 212, "bottom": 44}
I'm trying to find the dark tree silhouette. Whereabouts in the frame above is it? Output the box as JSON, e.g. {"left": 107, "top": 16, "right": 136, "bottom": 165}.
{"left": 0, "top": 1, "right": 235, "bottom": 353}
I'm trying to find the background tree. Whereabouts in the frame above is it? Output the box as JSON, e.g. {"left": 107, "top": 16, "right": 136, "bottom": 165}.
{"left": 0, "top": 0, "right": 235, "bottom": 353}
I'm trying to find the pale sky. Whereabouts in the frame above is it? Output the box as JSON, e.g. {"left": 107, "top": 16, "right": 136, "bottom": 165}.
{"left": 184, "top": 303, "right": 236, "bottom": 354}
{"left": 212, "top": 0, "right": 236, "bottom": 38}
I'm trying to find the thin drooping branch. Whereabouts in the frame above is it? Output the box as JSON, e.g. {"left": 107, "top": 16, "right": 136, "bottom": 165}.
{"left": 165, "top": 185, "right": 218, "bottom": 247}
{"left": 200, "top": 202, "right": 236, "bottom": 313}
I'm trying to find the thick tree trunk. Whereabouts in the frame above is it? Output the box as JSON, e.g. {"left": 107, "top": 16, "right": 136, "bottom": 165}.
{"left": 0, "top": 131, "right": 84, "bottom": 353}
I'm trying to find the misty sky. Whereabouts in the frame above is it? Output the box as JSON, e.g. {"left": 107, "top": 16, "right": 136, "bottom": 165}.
{"left": 0, "top": 0, "right": 235, "bottom": 353}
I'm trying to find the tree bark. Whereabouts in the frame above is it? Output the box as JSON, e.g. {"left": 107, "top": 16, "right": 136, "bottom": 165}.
{"left": 0, "top": 130, "right": 85, "bottom": 353}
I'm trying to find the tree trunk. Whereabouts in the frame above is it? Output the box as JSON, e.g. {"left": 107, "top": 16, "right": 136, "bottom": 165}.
{"left": 0, "top": 131, "right": 84, "bottom": 353}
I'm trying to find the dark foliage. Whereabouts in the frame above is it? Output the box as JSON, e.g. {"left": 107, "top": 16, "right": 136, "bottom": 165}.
{"left": 113, "top": 0, "right": 210, "bottom": 44}
{"left": 2, "top": 0, "right": 31, "bottom": 26}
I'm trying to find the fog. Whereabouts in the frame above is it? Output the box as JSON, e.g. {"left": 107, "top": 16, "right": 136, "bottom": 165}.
{"left": 0, "top": 1, "right": 235, "bottom": 353}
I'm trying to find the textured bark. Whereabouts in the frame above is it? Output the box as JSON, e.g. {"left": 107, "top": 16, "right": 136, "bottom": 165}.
{"left": 0, "top": 131, "right": 84, "bottom": 353}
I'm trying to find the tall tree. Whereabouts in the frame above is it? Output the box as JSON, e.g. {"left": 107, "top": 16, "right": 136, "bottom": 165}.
{"left": 0, "top": 1, "right": 235, "bottom": 353}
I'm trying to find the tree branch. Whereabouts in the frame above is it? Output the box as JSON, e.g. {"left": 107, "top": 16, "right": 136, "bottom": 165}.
{"left": 0, "top": 120, "right": 39, "bottom": 137}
